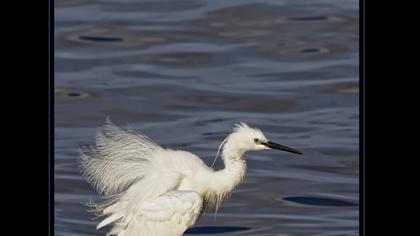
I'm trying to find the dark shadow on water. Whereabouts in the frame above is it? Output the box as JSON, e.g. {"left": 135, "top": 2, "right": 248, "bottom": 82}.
{"left": 287, "top": 16, "right": 328, "bottom": 21}
{"left": 78, "top": 35, "right": 123, "bottom": 42}
{"left": 283, "top": 196, "right": 358, "bottom": 207}
{"left": 185, "top": 226, "right": 251, "bottom": 234}
{"left": 67, "top": 92, "right": 81, "bottom": 97}
{"left": 301, "top": 48, "right": 321, "bottom": 53}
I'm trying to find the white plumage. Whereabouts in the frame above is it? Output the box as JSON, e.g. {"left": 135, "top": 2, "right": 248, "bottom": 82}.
{"left": 79, "top": 118, "right": 302, "bottom": 236}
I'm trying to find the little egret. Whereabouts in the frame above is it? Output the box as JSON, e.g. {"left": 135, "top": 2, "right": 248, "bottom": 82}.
{"left": 80, "top": 118, "right": 302, "bottom": 236}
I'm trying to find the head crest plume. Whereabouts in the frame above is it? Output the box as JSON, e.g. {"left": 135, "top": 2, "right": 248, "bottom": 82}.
{"left": 233, "top": 122, "right": 250, "bottom": 132}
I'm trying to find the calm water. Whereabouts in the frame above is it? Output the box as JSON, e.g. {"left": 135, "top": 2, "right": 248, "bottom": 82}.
{"left": 55, "top": 0, "right": 359, "bottom": 235}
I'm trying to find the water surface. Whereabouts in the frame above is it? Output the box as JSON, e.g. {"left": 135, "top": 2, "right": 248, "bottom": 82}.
{"left": 55, "top": 0, "right": 359, "bottom": 235}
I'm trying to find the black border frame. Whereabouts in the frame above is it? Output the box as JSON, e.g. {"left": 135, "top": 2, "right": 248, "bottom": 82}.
{"left": 48, "top": 0, "right": 55, "bottom": 234}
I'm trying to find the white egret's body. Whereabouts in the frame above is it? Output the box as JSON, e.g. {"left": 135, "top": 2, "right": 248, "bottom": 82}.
{"left": 80, "top": 119, "right": 301, "bottom": 236}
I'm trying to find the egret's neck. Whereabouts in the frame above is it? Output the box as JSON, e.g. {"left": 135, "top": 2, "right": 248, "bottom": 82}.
{"left": 214, "top": 136, "right": 247, "bottom": 192}
{"left": 222, "top": 136, "right": 245, "bottom": 161}
{"left": 218, "top": 153, "right": 246, "bottom": 191}
{"left": 198, "top": 135, "right": 248, "bottom": 211}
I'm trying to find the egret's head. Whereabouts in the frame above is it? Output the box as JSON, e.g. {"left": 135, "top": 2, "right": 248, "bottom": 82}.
{"left": 230, "top": 122, "right": 302, "bottom": 154}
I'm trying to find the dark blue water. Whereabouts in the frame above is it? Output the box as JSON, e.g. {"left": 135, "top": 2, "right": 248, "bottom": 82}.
{"left": 55, "top": 0, "right": 359, "bottom": 235}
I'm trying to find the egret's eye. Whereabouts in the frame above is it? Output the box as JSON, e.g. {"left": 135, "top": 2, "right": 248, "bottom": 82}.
{"left": 254, "top": 138, "right": 259, "bottom": 143}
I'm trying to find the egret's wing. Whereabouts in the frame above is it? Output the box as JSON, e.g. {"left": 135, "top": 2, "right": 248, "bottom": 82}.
{"left": 80, "top": 119, "right": 203, "bottom": 235}
{"left": 98, "top": 170, "right": 183, "bottom": 224}
{"left": 96, "top": 171, "right": 202, "bottom": 236}
{"left": 79, "top": 118, "right": 164, "bottom": 196}
{"left": 106, "top": 191, "right": 202, "bottom": 236}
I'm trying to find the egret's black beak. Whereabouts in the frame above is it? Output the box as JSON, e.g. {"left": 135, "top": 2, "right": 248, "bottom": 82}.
{"left": 264, "top": 141, "right": 303, "bottom": 155}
